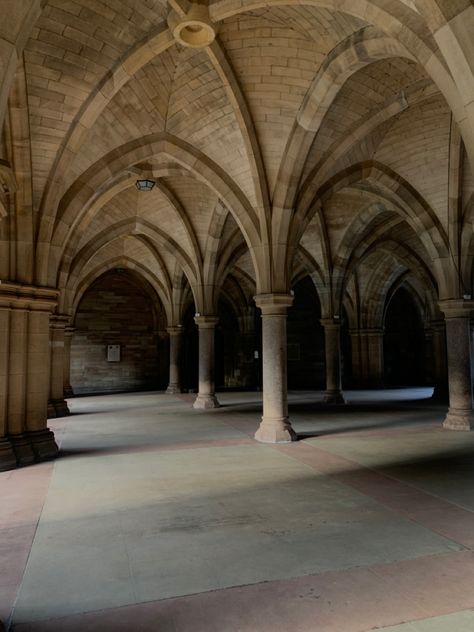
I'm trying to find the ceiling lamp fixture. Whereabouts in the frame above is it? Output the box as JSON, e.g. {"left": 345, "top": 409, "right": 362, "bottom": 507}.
{"left": 135, "top": 178, "right": 155, "bottom": 192}
{"left": 168, "top": 3, "right": 217, "bottom": 48}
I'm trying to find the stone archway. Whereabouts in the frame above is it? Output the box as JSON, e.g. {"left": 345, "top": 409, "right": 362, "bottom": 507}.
{"left": 71, "top": 269, "right": 166, "bottom": 395}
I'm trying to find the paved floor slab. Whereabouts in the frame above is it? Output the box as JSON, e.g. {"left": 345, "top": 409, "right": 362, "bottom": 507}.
{"left": 4, "top": 389, "right": 474, "bottom": 631}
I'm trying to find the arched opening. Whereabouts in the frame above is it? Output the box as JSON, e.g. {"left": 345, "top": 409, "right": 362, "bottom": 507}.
{"left": 181, "top": 298, "right": 259, "bottom": 393}
{"left": 341, "top": 307, "right": 352, "bottom": 386}
{"left": 384, "top": 287, "right": 426, "bottom": 386}
{"left": 287, "top": 276, "right": 325, "bottom": 389}
{"left": 70, "top": 269, "right": 166, "bottom": 395}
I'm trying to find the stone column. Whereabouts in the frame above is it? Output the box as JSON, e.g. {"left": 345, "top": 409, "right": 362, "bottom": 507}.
{"left": 440, "top": 300, "right": 474, "bottom": 430}
{"left": 424, "top": 327, "right": 434, "bottom": 385}
{"left": 471, "top": 318, "right": 474, "bottom": 394}
{"left": 0, "top": 306, "right": 16, "bottom": 471}
{"left": 321, "top": 318, "right": 345, "bottom": 404}
{"left": 254, "top": 294, "right": 296, "bottom": 443}
{"left": 63, "top": 325, "right": 74, "bottom": 398}
{"left": 349, "top": 329, "right": 363, "bottom": 386}
{"left": 349, "top": 328, "right": 383, "bottom": 387}
{"left": 8, "top": 306, "right": 34, "bottom": 465}
{"left": 431, "top": 320, "right": 448, "bottom": 401}
{"left": 166, "top": 326, "right": 183, "bottom": 394}
{"left": 0, "top": 283, "right": 59, "bottom": 469}
{"left": 193, "top": 315, "right": 220, "bottom": 409}
{"left": 367, "top": 328, "right": 384, "bottom": 387}
{"left": 26, "top": 307, "right": 59, "bottom": 460}
{"left": 48, "top": 315, "right": 70, "bottom": 418}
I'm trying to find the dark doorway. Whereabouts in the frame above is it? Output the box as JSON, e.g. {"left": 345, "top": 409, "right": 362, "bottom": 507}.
{"left": 287, "top": 277, "right": 325, "bottom": 389}
{"left": 384, "top": 287, "right": 425, "bottom": 386}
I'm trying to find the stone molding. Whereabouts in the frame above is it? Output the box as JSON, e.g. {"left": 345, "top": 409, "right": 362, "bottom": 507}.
{"left": 194, "top": 315, "right": 219, "bottom": 328}
{"left": 0, "top": 283, "right": 58, "bottom": 311}
{"left": 320, "top": 318, "right": 342, "bottom": 330}
{"left": 166, "top": 325, "right": 184, "bottom": 336}
{"left": 49, "top": 313, "right": 71, "bottom": 329}
{"left": 438, "top": 299, "right": 474, "bottom": 319}
{"left": 254, "top": 293, "right": 294, "bottom": 315}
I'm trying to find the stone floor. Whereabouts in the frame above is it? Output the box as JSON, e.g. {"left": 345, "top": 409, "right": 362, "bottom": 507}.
{"left": 3, "top": 388, "right": 474, "bottom": 631}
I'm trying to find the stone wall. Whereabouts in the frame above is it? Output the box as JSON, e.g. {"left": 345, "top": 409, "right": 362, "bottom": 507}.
{"left": 71, "top": 272, "right": 163, "bottom": 395}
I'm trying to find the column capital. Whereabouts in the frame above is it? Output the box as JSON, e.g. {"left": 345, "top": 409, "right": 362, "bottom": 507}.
{"left": 194, "top": 315, "right": 218, "bottom": 328}
{"left": 360, "top": 328, "right": 384, "bottom": 336}
{"left": 320, "top": 318, "right": 342, "bottom": 329}
{"left": 50, "top": 314, "right": 70, "bottom": 329}
{"left": 166, "top": 325, "right": 184, "bottom": 336}
{"left": 254, "top": 293, "right": 293, "bottom": 314}
{"left": 438, "top": 299, "right": 474, "bottom": 318}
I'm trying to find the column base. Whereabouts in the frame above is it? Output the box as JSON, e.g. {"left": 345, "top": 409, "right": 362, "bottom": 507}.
{"left": 64, "top": 385, "right": 74, "bottom": 398}
{"left": 323, "top": 390, "right": 346, "bottom": 404}
{"left": 254, "top": 417, "right": 297, "bottom": 443}
{"left": 166, "top": 384, "right": 182, "bottom": 394}
{"left": 0, "top": 437, "right": 17, "bottom": 471}
{"left": 10, "top": 433, "right": 36, "bottom": 466}
{"left": 28, "top": 429, "right": 59, "bottom": 461}
{"left": 193, "top": 394, "right": 220, "bottom": 409}
{"left": 443, "top": 409, "right": 474, "bottom": 431}
{"left": 53, "top": 399, "right": 70, "bottom": 418}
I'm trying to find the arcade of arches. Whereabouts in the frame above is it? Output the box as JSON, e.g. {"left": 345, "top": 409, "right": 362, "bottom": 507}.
{"left": 2, "top": 0, "right": 474, "bottom": 626}
{"left": 2, "top": 0, "right": 474, "bottom": 462}
{"left": 0, "top": 0, "right": 474, "bottom": 469}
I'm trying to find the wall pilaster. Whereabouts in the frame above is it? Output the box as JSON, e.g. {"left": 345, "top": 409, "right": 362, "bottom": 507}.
{"left": 0, "top": 283, "right": 59, "bottom": 469}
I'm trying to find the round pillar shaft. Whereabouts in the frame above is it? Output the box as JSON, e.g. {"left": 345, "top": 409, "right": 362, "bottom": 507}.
{"left": 431, "top": 321, "right": 448, "bottom": 401}
{"left": 48, "top": 316, "right": 70, "bottom": 418}
{"left": 0, "top": 307, "right": 16, "bottom": 471}
{"left": 367, "top": 329, "right": 384, "bottom": 387}
{"left": 166, "top": 326, "right": 183, "bottom": 394}
{"left": 440, "top": 300, "right": 474, "bottom": 430}
{"left": 63, "top": 326, "right": 74, "bottom": 398}
{"left": 321, "top": 319, "right": 345, "bottom": 404}
{"left": 193, "top": 316, "right": 220, "bottom": 409}
{"left": 254, "top": 294, "right": 296, "bottom": 443}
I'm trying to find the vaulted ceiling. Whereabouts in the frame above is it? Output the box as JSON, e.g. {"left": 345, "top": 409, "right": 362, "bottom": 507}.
{"left": 2, "top": 0, "right": 474, "bottom": 326}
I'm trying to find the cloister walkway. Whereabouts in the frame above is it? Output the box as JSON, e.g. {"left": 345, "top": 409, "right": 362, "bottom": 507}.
{"left": 3, "top": 389, "right": 474, "bottom": 631}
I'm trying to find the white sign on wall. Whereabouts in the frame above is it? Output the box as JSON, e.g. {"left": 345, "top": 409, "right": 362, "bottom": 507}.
{"left": 107, "top": 345, "right": 121, "bottom": 362}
